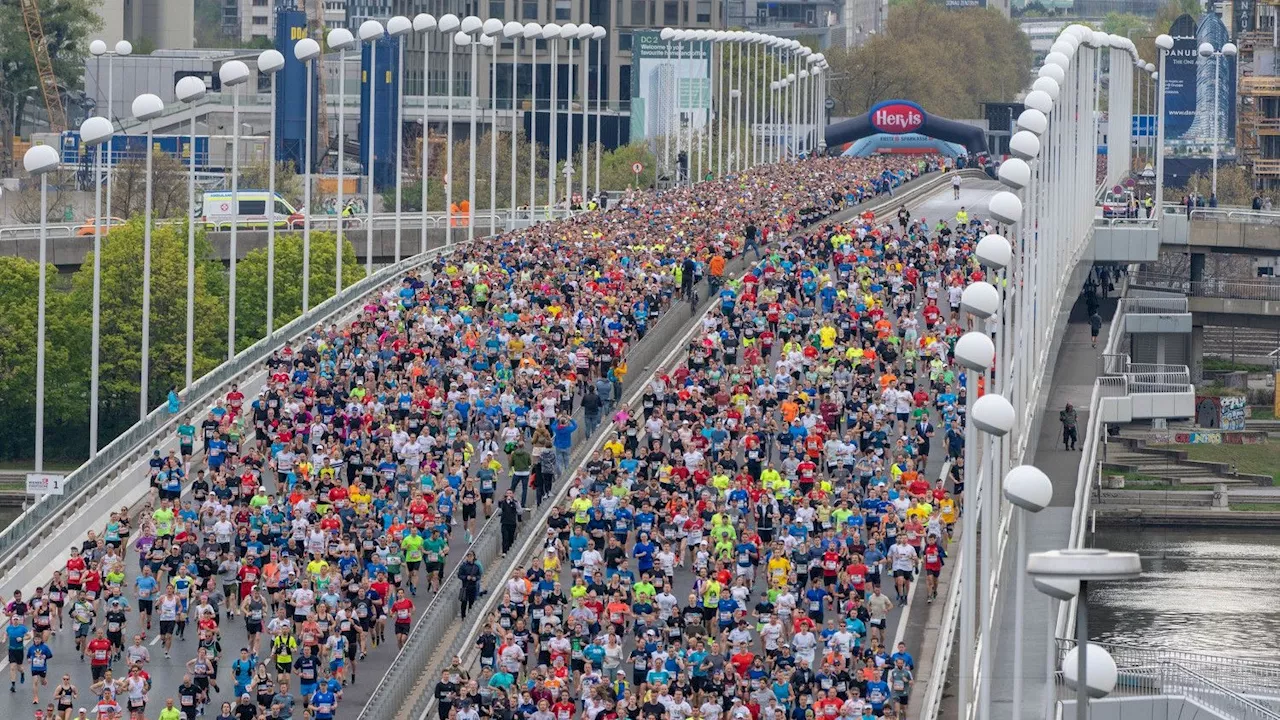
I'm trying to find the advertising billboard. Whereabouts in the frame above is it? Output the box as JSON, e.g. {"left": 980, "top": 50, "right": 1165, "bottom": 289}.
{"left": 1162, "top": 12, "right": 1236, "bottom": 160}
{"left": 629, "top": 30, "right": 711, "bottom": 143}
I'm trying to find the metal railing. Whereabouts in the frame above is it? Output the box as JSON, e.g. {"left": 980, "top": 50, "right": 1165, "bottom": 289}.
{"left": 1189, "top": 207, "right": 1280, "bottom": 225}
{"left": 0, "top": 208, "right": 580, "bottom": 241}
{"left": 1124, "top": 295, "right": 1189, "bottom": 314}
{"left": 1129, "top": 271, "right": 1280, "bottom": 302}
{"left": 1054, "top": 639, "right": 1280, "bottom": 719}
{"left": 366, "top": 168, "right": 980, "bottom": 720}
{"left": 0, "top": 238, "right": 468, "bottom": 581}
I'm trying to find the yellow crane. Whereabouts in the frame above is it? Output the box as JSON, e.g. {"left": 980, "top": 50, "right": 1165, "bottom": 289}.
{"left": 20, "top": 0, "right": 67, "bottom": 133}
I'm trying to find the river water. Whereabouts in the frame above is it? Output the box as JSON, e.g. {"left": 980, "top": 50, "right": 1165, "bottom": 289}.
{"left": 1089, "top": 526, "right": 1280, "bottom": 661}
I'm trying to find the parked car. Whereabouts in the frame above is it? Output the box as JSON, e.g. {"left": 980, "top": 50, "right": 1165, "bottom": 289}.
{"left": 75, "top": 216, "right": 127, "bottom": 236}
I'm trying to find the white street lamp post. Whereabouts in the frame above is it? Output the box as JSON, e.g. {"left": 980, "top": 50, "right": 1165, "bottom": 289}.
{"left": 257, "top": 51, "right": 284, "bottom": 338}
{"left": 1003, "top": 465, "right": 1053, "bottom": 718}
{"left": 504, "top": 22, "right": 524, "bottom": 224}
{"left": 330, "top": 28, "right": 358, "bottom": 284}
{"left": 544, "top": 23, "right": 562, "bottom": 209}
{"left": 524, "top": 22, "right": 543, "bottom": 219}
{"left": 661, "top": 27, "right": 674, "bottom": 177}
{"left": 593, "top": 26, "right": 606, "bottom": 194}
{"left": 80, "top": 117, "right": 111, "bottom": 456}
{"left": 388, "top": 16, "right": 413, "bottom": 263}
{"left": 23, "top": 144, "right": 58, "bottom": 471}
{"left": 483, "top": 18, "right": 503, "bottom": 236}
{"left": 1198, "top": 40, "right": 1236, "bottom": 198}
{"left": 439, "top": 13, "right": 461, "bottom": 244}
{"left": 295, "top": 38, "right": 321, "bottom": 312}
{"left": 219, "top": 60, "right": 250, "bottom": 360}
{"left": 460, "top": 15, "right": 482, "bottom": 242}
{"left": 579, "top": 24, "right": 593, "bottom": 202}
{"left": 175, "top": 77, "right": 205, "bottom": 388}
{"left": 411, "top": 16, "right": 436, "bottom": 254}
{"left": 561, "top": 23, "right": 578, "bottom": 202}
{"left": 89, "top": 39, "right": 132, "bottom": 220}
{"left": 131, "top": 93, "right": 164, "bottom": 420}
{"left": 360, "top": 20, "right": 385, "bottom": 272}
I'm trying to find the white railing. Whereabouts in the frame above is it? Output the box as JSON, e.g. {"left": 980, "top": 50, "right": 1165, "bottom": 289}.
{"left": 1124, "top": 295, "right": 1189, "bottom": 314}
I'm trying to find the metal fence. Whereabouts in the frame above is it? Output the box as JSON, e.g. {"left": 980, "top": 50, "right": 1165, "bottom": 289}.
{"left": 0, "top": 239, "right": 464, "bottom": 581}
{"left": 1054, "top": 639, "right": 1280, "bottom": 719}
{"left": 1123, "top": 295, "right": 1189, "bottom": 314}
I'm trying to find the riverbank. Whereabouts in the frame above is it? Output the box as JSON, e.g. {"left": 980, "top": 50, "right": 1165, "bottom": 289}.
{"left": 1096, "top": 506, "right": 1280, "bottom": 527}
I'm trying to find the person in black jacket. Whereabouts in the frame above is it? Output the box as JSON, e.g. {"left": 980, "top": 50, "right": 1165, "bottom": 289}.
{"left": 458, "top": 552, "right": 482, "bottom": 620}
{"left": 582, "top": 386, "right": 602, "bottom": 435}
{"left": 498, "top": 491, "right": 522, "bottom": 555}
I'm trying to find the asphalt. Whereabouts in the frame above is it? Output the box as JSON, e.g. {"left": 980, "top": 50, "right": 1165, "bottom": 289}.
{"left": 443, "top": 178, "right": 1008, "bottom": 715}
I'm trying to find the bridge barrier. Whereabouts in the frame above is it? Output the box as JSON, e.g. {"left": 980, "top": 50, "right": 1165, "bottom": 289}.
{"left": 361, "top": 169, "right": 990, "bottom": 720}
{"left": 0, "top": 238, "right": 473, "bottom": 599}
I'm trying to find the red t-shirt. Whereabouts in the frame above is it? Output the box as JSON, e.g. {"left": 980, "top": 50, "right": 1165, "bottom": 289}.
{"left": 87, "top": 637, "right": 112, "bottom": 666}
{"left": 391, "top": 598, "right": 414, "bottom": 624}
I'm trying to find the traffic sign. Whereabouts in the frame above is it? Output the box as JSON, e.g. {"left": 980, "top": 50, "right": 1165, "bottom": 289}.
{"left": 825, "top": 97, "right": 836, "bottom": 110}
{"left": 632, "top": 162, "right": 644, "bottom": 174}
{"left": 26, "top": 473, "right": 65, "bottom": 496}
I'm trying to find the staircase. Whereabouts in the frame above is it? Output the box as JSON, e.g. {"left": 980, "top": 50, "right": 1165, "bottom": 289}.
{"left": 1100, "top": 442, "right": 1271, "bottom": 488}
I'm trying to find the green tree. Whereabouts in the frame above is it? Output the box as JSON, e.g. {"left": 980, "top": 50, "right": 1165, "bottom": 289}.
{"left": 63, "top": 217, "right": 228, "bottom": 437}
{"left": 0, "top": 0, "right": 100, "bottom": 135}
{"left": 231, "top": 233, "right": 365, "bottom": 351}
{"left": 0, "top": 257, "right": 80, "bottom": 460}
{"left": 827, "top": 0, "right": 1032, "bottom": 118}
{"left": 385, "top": 131, "right": 550, "bottom": 212}
{"left": 588, "top": 143, "right": 657, "bottom": 190}
{"left": 1171, "top": 165, "right": 1256, "bottom": 206}
{"left": 110, "top": 150, "right": 194, "bottom": 219}
{"left": 238, "top": 160, "right": 305, "bottom": 207}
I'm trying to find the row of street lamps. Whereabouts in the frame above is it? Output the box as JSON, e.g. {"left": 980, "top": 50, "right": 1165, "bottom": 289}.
{"left": 22, "top": 19, "right": 827, "bottom": 476}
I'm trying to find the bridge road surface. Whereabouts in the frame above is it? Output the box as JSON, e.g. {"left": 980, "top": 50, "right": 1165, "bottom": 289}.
{"left": 449, "top": 179, "right": 1004, "bottom": 706}
{"left": 0, "top": 178, "right": 998, "bottom": 720}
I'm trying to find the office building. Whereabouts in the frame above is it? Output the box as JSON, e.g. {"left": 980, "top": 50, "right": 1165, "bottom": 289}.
{"left": 91, "top": 0, "right": 196, "bottom": 50}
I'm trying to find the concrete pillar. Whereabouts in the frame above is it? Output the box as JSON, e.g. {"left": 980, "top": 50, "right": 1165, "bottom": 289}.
{"left": 1190, "top": 252, "right": 1206, "bottom": 283}
{"left": 1191, "top": 325, "right": 1204, "bottom": 386}
{"left": 1156, "top": 334, "right": 1166, "bottom": 365}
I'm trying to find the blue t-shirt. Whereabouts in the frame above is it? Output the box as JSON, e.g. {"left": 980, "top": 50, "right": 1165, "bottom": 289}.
{"left": 26, "top": 643, "right": 51, "bottom": 671}
{"left": 6, "top": 624, "right": 26, "bottom": 650}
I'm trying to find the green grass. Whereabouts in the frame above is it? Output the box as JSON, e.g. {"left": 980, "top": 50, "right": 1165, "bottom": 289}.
{"left": 1250, "top": 406, "right": 1276, "bottom": 420}
{"left": 0, "top": 460, "right": 81, "bottom": 472}
{"left": 1203, "top": 358, "right": 1274, "bottom": 373}
{"left": 1231, "top": 502, "right": 1280, "bottom": 512}
{"left": 1152, "top": 443, "right": 1280, "bottom": 486}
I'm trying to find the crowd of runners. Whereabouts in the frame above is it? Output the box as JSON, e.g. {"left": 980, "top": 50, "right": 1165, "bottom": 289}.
{"left": 431, "top": 170, "right": 1005, "bottom": 720}
{"left": 1, "top": 154, "right": 955, "bottom": 720}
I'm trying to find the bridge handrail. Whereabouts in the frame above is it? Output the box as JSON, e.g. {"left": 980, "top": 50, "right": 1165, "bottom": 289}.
{"left": 1123, "top": 295, "right": 1189, "bottom": 314}
{"left": 0, "top": 239, "right": 469, "bottom": 587}
{"left": 1053, "top": 639, "right": 1280, "bottom": 719}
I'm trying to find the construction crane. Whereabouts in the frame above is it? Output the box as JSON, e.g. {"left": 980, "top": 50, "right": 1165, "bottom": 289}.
{"left": 310, "top": 0, "right": 329, "bottom": 155}
{"left": 20, "top": 0, "right": 67, "bottom": 133}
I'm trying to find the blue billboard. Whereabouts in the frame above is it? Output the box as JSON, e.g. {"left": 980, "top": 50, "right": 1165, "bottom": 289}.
{"left": 276, "top": 8, "right": 319, "bottom": 173}
{"left": 359, "top": 35, "right": 400, "bottom": 191}
{"left": 1162, "top": 13, "right": 1236, "bottom": 160}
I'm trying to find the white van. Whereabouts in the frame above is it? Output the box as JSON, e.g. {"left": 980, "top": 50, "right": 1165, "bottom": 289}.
{"left": 200, "top": 191, "right": 304, "bottom": 230}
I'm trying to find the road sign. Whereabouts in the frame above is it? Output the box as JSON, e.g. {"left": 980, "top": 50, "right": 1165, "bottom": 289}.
{"left": 1131, "top": 114, "right": 1157, "bottom": 138}
{"left": 825, "top": 97, "right": 837, "bottom": 110}
{"left": 632, "top": 162, "right": 644, "bottom": 174}
{"left": 26, "top": 473, "right": 65, "bottom": 496}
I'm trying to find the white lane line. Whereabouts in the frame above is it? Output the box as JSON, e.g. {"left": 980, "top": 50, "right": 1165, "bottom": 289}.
{"left": 892, "top": 567, "right": 920, "bottom": 649}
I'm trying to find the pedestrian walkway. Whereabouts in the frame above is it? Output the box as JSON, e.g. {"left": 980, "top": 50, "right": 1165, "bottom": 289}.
{"left": 986, "top": 290, "right": 1115, "bottom": 719}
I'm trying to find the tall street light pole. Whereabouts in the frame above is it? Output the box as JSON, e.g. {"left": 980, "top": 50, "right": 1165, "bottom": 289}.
{"left": 89, "top": 40, "right": 132, "bottom": 220}
{"left": 1155, "top": 34, "right": 1173, "bottom": 218}
{"left": 329, "top": 28, "right": 358, "bottom": 284}
{"left": 175, "top": 77, "right": 207, "bottom": 387}
{"left": 1198, "top": 40, "right": 1236, "bottom": 198}
{"left": 219, "top": 60, "right": 250, "bottom": 361}
{"left": 483, "top": 18, "right": 504, "bottom": 236}
{"left": 544, "top": 23, "right": 563, "bottom": 209}
{"left": 524, "top": 22, "right": 543, "bottom": 219}
{"left": 579, "top": 24, "right": 594, "bottom": 202}
{"left": 388, "top": 16, "right": 413, "bottom": 263}
{"left": 593, "top": 26, "right": 606, "bottom": 195}
{"left": 131, "top": 93, "right": 164, "bottom": 420}
{"left": 439, "top": 13, "right": 462, "bottom": 243}
{"left": 411, "top": 16, "right": 436, "bottom": 254}
{"left": 23, "top": 144, "right": 59, "bottom": 472}
{"left": 295, "top": 38, "right": 321, "bottom": 312}
{"left": 360, "top": 20, "right": 386, "bottom": 274}
{"left": 504, "top": 21, "right": 525, "bottom": 222}
{"left": 79, "top": 116, "right": 112, "bottom": 457}
{"left": 257, "top": 51, "right": 285, "bottom": 338}
{"left": 460, "top": 15, "right": 483, "bottom": 242}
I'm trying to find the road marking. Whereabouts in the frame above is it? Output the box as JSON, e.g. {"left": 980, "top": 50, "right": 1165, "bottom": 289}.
{"left": 892, "top": 568, "right": 920, "bottom": 649}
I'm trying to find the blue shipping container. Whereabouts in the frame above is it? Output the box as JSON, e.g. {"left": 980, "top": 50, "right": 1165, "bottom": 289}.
{"left": 276, "top": 8, "right": 319, "bottom": 173}
{"left": 359, "top": 34, "right": 400, "bottom": 191}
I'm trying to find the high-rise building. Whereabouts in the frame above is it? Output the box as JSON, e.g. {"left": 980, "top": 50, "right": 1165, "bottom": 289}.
{"left": 396, "top": 0, "right": 726, "bottom": 141}
{"left": 91, "top": 0, "right": 196, "bottom": 50}
{"left": 1236, "top": 0, "right": 1280, "bottom": 189}
{"left": 233, "top": 0, "right": 348, "bottom": 43}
